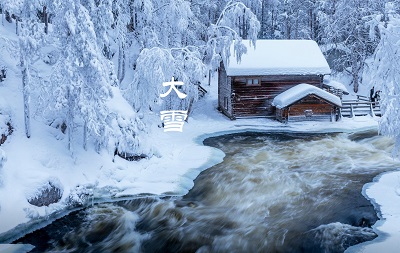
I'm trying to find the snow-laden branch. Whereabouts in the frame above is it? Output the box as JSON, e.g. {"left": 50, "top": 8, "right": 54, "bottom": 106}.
{"left": 367, "top": 3, "right": 400, "bottom": 156}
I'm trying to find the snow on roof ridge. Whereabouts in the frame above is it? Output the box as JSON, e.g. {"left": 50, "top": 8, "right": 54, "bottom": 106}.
{"left": 226, "top": 39, "right": 331, "bottom": 76}
{"left": 272, "top": 83, "right": 342, "bottom": 109}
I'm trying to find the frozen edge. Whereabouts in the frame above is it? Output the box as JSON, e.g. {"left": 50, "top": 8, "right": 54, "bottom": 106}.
{"left": 346, "top": 169, "right": 400, "bottom": 253}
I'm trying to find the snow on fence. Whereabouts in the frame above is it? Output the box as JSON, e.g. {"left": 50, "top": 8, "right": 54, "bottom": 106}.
{"left": 341, "top": 100, "right": 381, "bottom": 118}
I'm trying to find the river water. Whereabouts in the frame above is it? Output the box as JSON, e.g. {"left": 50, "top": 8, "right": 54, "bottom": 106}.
{"left": 14, "top": 131, "right": 400, "bottom": 252}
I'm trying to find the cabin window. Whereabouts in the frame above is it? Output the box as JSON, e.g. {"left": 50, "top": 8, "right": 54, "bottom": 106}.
{"left": 246, "top": 78, "right": 260, "bottom": 86}
{"left": 224, "top": 97, "right": 229, "bottom": 110}
{"left": 304, "top": 109, "right": 313, "bottom": 118}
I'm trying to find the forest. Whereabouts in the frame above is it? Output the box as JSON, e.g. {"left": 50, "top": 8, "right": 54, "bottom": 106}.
{"left": 1, "top": 0, "right": 400, "bottom": 157}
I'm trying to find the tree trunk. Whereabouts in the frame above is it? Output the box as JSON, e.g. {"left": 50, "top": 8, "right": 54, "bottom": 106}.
{"left": 271, "top": 9, "right": 275, "bottom": 37}
{"left": 208, "top": 69, "right": 211, "bottom": 86}
{"left": 352, "top": 61, "right": 359, "bottom": 93}
{"left": 44, "top": 5, "right": 48, "bottom": 34}
{"left": 83, "top": 120, "right": 87, "bottom": 151}
{"left": 21, "top": 56, "right": 31, "bottom": 138}
{"left": 260, "top": 0, "right": 265, "bottom": 38}
{"left": 67, "top": 87, "right": 73, "bottom": 152}
{"left": 1, "top": 4, "right": 4, "bottom": 26}
{"left": 309, "top": 9, "right": 313, "bottom": 40}
{"left": 242, "top": 9, "right": 247, "bottom": 39}
{"left": 117, "top": 43, "right": 126, "bottom": 83}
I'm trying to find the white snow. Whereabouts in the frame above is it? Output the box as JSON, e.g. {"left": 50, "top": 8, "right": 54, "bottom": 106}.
{"left": 272, "top": 83, "right": 342, "bottom": 109}
{"left": 1, "top": 19, "right": 400, "bottom": 253}
{"left": 323, "top": 76, "right": 350, "bottom": 93}
{"left": 225, "top": 40, "right": 331, "bottom": 76}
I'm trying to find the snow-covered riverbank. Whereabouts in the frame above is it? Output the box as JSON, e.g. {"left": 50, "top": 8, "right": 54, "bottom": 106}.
{"left": 0, "top": 82, "right": 380, "bottom": 233}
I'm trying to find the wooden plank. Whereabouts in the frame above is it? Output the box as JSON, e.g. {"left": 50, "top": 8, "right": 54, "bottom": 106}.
{"left": 233, "top": 75, "right": 322, "bottom": 82}
{"left": 228, "top": 74, "right": 325, "bottom": 118}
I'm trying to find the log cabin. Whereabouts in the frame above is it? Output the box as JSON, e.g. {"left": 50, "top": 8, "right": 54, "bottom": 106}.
{"left": 218, "top": 40, "right": 340, "bottom": 121}
{"left": 272, "top": 83, "right": 342, "bottom": 122}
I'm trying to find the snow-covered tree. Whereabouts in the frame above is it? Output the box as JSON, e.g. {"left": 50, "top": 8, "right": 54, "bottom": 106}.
{"left": 130, "top": 47, "right": 175, "bottom": 112}
{"left": 126, "top": 0, "right": 259, "bottom": 117}
{"left": 207, "top": 0, "right": 260, "bottom": 70}
{"left": 112, "top": 0, "right": 132, "bottom": 83}
{"left": 44, "top": 0, "right": 150, "bottom": 158}
{"left": 81, "top": 0, "right": 114, "bottom": 58}
{"left": 367, "top": 2, "right": 400, "bottom": 156}
{"left": 48, "top": 0, "right": 115, "bottom": 151}
{"left": 1, "top": 0, "right": 24, "bottom": 33}
{"left": 128, "top": 46, "right": 203, "bottom": 112}
{"left": 18, "top": 0, "right": 45, "bottom": 138}
{"left": 320, "top": 0, "right": 381, "bottom": 92}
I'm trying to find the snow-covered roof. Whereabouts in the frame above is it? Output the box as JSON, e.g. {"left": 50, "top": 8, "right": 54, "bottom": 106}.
{"left": 226, "top": 40, "right": 331, "bottom": 76}
{"left": 323, "top": 77, "right": 349, "bottom": 94}
{"left": 272, "top": 83, "right": 342, "bottom": 109}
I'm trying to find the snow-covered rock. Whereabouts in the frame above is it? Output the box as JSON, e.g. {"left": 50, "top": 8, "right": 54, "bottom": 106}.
{"left": 27, "top": 178, "right": 63, "bottom": 207}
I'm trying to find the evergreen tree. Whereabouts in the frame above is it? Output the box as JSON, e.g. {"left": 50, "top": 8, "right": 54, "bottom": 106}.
{"left": 49, "top": 0, "right": 114, "bottom": 151}
{"left": 320, "top": 0, "right": 380, "bottom": 92}
{"left": 4, "top": 0, "right": 45, "bottom": 138}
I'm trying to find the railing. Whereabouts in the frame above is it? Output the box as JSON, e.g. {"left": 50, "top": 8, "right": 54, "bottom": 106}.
{"left": 356, "top": 95, "right": 370, "bottom": 102}
{"left": 341, "top": 100, "right": 381, "bottom": 117}
{"left": 197, "top": 84, "right": 208, "bottom": 98}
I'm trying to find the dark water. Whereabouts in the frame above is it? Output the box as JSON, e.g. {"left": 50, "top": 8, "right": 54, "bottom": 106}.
{"left": 12, "top": 131, "right": 400, "bottom": 252}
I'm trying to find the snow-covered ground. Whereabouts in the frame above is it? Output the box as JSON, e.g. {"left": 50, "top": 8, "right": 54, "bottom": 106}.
{"left": 1, "top": 21, "right": 400, "bottom": 252}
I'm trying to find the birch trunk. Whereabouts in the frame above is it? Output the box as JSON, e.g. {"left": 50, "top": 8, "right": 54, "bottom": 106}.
{"left": 1, "top": 4, "right": 4, "bottom": 26}
{"left": 83, "top": 120, "right": 87, "bottom": 151}
{"left": 67, "top": 87, "right": 73, "bottom": 152}
{"left": 117, "top": 43, "right": 126, "bottom": 83}
{"left": 44, "top": 6, "right": 48, "bottom": 34}
{"left": 21, "top": 55, "right": 31, "bottom": 138}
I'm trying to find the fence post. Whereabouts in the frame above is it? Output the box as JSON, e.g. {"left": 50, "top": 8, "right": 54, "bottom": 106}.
{"left": 369, "top": 103, "right": 375, "bottom": 117}
{"left": 350, "top": 104, "right": 354, "bottom": 118}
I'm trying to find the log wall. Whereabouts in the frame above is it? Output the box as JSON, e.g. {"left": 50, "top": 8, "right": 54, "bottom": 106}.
{"left": 218, "top": 63, "right": 233, "bottom": 118}
{"left": 231, "top": 75, "right": 322, "bottom": 117}
{"left": 276, "top": 95, "right": 338, "bottom": 122}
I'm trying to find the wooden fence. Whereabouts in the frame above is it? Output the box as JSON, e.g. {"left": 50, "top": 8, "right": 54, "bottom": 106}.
{"left": 341, "top": 97, "right": 381, "bottom": 118}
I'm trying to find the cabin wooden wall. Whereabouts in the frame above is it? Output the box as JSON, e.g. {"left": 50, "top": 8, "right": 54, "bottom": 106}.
{"left": 218, "top": 63, "right": 233, "bottom": 118}
{"left": 231, "top": 75, "right": 322, "bottom": 118}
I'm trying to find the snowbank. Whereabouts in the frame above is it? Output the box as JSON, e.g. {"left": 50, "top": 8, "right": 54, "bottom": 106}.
{"left": 346, "top": 170, "right": 400, "bottom": 253}
{"left": 226, "top": 39, "right": 331, "bottom": 76}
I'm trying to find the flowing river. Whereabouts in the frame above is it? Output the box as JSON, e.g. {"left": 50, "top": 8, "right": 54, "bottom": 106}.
{"left": 13, "top": 131, "right": 400, "bottom": 252}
